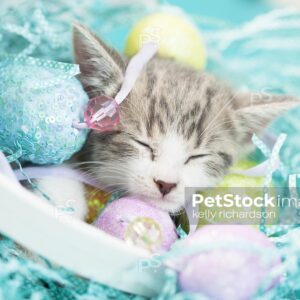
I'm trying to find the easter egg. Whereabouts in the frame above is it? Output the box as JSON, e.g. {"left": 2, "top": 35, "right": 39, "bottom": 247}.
{"left": 85, "top": 186, "right": 111, "bottom": 224}
{"left": 0, "top": 55, "right": 89, "bottom": 164}
{"left": 196, "top": 160, "right": 279, "bottom": 227}
{"left": 95, "top": 197, "right": 178, "bottom": 252}
{"left": 125, "top": 13, "right": 206, "bottom": 70}
{"left": 177, "top": 225, "right": 281, "bottom": 300}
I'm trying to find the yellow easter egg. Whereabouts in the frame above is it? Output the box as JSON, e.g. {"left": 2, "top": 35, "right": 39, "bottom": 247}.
{"left": 196, "top": 160, "right": 279, "bottom": 227}
{"left": 125, "top": 13, "right": 207, "bottom": 70}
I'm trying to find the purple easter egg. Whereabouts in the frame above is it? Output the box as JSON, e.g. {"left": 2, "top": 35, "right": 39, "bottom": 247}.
{"left": 178, "top": 225, "right": 281, "bottom": 300}
{"left": 95, "top": 197, "right": 178, "bottom": 251}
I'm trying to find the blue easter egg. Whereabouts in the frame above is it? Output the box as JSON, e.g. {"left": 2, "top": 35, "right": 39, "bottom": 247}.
{"left": 0, "top": 55, "right": 89, "bottom": 164}
{"left": 267, "top": 106, "right": 300, "bottom": 174}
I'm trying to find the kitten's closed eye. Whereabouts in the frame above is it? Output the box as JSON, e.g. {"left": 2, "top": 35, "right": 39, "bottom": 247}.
{"left": 133, "top": 137, "right": 210, "bottom": 165}
{"left": 133, "top": 139, "right": 155, "bottom": 160}
{"left": 184, "top": 154, "right": 210, "bottom": 165}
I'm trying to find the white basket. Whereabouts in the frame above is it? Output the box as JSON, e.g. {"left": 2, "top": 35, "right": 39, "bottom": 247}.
{"left": 0, "top": 173, "right": 166, "bottom": 297}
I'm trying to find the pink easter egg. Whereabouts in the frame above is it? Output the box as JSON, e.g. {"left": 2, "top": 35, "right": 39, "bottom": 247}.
{"left": 95, "top": 197, "right": 178, "bottom": 251}
{"left": 177, "top": 225, "right": 281, "bottom": 300}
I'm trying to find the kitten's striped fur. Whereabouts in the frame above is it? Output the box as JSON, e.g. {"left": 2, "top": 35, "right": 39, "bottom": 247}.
{"left": 35, "top": 24, "right": 298, "bottom": 218}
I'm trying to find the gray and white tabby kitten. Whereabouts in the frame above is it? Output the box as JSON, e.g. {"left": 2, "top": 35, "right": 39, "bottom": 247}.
{"left": 37, "top": 23, "right": 298, "bottom": 220}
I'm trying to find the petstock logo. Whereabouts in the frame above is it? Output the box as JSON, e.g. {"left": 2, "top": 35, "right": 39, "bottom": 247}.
{"left": 185, "top": 187, "right": 300, "bottom": 226}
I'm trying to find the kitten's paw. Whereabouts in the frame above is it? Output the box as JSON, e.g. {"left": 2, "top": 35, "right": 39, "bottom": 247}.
{"left": 33, "top": 177, "right": 87, "bottom": 220}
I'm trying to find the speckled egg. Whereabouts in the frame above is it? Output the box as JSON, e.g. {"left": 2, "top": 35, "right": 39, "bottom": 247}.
{"left": 95, "top": 197, "right": 178, "bottom": 252}
{"left": 0, "top": 55, "right": 89, "bottom": 164}
{"left": 177, "top": 225, "right": 281, "bottom": 300}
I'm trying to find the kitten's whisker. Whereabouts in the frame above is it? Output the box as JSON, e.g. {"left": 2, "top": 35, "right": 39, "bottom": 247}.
{"left": 75, "top": 161, "right": 134, "bottom": 174}
{"left": 81, "top": 170, "right": 131, "bottom": 183}
{"left": 83, "top": 170, "right": 132, "bottom": 182}
{"left": 73, "top": 160, "right": 127, "bottom": 167}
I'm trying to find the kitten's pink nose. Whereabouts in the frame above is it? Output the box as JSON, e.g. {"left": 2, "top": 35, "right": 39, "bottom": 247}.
{"left": 154, "top": 179, "right": 177, "bottom": 196}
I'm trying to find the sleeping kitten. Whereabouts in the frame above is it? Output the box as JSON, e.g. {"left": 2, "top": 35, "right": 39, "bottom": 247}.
{"left": 36, "top": 23, "right": 298, "bottom": 220}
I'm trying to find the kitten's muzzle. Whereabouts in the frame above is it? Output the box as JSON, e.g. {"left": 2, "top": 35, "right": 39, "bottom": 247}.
{"left": 154, "top": 179, "right": 177, "bottom": 196}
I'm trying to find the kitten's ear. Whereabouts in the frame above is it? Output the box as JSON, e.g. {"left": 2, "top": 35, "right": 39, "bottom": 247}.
{"left": 233, "top": 92, "right": 299, "bottom": 139}
{"left": 73, "top": 22, "right": 125, "bottom": 98}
